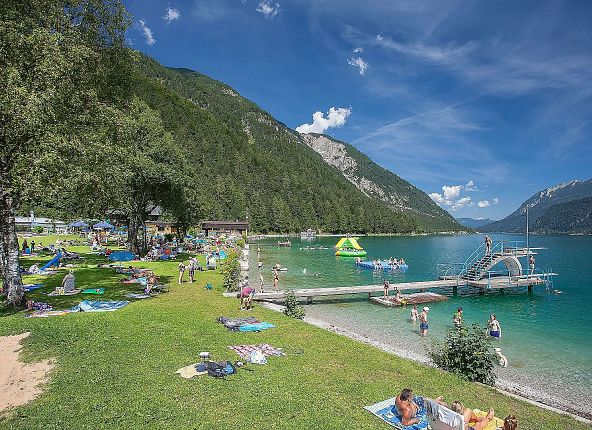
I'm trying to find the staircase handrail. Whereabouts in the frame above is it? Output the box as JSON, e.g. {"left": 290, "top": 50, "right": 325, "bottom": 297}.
{"left": 461, "top": 240, "right": 504, "bottom": 277}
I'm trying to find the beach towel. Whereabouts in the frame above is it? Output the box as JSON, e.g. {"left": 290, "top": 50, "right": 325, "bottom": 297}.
{"left": 70, "top": 300, "right": 129, "bottom": 312}
{"left": 238, "top": 322, "right": 275, "bottom": 332}
{"left": 228, "top": 344, "right": 285, "bottom": 359}
{"left": 176, "top": 363, "right": 208, "bottom": 379}
{"left": 126, "top": 293, "right": 152, "bottom": 299}
{"left": 47, "top": 289, "right": 81, "bottom": 296}
{"left": 81, "top": 288, "right": 105, "bottom": 295}
{"left": 364, "top": 396, "right": 429, "bottom": 430}
{"left": 23, "top": 284, "right": 43, "bottom": 292}
{"left": 425, "top": 399, "right": 464, "bottom": 430}
{"left": 25, "top": 309, "right": 70, "bottom": 318}
{"left": 218, "top": 316, "right": 259, "bottom": 331}
{"left": 471, "top": 409, "right": 504, "bottom": 430}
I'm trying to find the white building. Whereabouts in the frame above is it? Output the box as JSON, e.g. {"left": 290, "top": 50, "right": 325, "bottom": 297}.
{"left": 15, "top": 214, "right": 67, "bottom": 233}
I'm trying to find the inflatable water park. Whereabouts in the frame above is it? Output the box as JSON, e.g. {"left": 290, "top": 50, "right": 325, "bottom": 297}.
{"left": 334, "top": 237, "right": 367, "bottom": 257}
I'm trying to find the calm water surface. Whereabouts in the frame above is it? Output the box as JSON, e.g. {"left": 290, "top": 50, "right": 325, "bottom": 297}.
{"left": 253, "top": 234, "right": 592, "bottom": 413}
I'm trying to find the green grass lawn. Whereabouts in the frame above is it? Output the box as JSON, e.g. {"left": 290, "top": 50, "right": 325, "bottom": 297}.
{"left": 0, "top": 237, "right": 587, "bottom": 429}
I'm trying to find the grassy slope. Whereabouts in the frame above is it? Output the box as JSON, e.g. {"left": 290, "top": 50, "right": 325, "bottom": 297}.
{"left": 0, "top": 237, "right": 585, "bottom": 429}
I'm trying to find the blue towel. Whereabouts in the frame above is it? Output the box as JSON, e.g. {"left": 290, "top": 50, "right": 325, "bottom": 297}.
{"left": 24, "top": 284, "right": 43, "bottom": 292}
{"left": 238, "top": 322, "right": 275, "bottom": 332}
{"left": 70, "top": 300, "right": 130, "bottom": 312}
{"left": 364, "top": 396, "right": 428, "bottom": 430}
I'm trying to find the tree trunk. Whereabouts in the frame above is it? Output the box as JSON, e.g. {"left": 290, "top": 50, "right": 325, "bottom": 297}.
{"left": 127, "top": 205, "right": 147, "bottom": 257}
{"left": 0, "top": 190, "right": 24, "bottom": 306}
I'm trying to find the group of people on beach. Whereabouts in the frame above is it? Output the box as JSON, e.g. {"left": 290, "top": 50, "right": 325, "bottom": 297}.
{"left": 178, "top": 257, "right": 200, "bottom": 284}
{"left": 393, "top": 388, "right": 518, "bottom": 430}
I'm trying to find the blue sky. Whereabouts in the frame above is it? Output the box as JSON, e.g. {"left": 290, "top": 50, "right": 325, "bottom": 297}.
{"left": 124, "top": 0, "right": 592, "bottom": 220}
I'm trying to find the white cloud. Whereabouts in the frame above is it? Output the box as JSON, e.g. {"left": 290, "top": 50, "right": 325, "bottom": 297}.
{"left": 353, "top": 47, "right": 363, "bottom": 53}
{"left": 477, "top": 200, "right": 490, "bottom": 208}
{"left": 138, "top": 20, "right": 155, "bottom": 45}
{"left": 465, "top": 180, "right": 478, "bottom": 191}
{"left": 442, "top": 185, "right": 462, "bottom": 200}
{"left": 296, "top": 107, "right": 352, "bottom": 134}
{"left": 429, "top": 184, "right": 474, "bottom": 211}
{"left": 163, "top": 7, "right": 181, "bottom": 23}
{"left": 256, "top": 1, "right": 280, "bottom": 19}
{"left": 347, "top": 57, "right": 368, "bottom": 75}
{"left": 375, "top": 33, "right": 478, "bottom": 64}
{"left": 493, "top": 197, "right": 499, "bottom": 205}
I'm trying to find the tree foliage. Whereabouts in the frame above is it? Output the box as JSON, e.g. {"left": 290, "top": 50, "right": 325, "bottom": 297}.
{"left": 430, "top": 323, "right": 497, "bottom": 385}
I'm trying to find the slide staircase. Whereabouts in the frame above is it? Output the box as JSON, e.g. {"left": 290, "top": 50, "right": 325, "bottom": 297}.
{"left": 461, "top": 241, "right": 528, "bottom": 281}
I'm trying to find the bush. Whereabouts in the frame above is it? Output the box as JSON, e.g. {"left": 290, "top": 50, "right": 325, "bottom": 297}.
{"left": 236, "top": 238, "right": 245, "bottom": 249}
{"left": 283, "top": 291, "right": 305, "bottom": 319}
{"left": 221, "top": 249, "right": 241, "bottom": 292}
{"left": 32, "top": 226, "right": 44, "bottom": 234}
{"left": 430, "top": 323, "right": 496, "bottom": 385}
{"left": 164, "top": 233, "right": 175, "bottom": 243}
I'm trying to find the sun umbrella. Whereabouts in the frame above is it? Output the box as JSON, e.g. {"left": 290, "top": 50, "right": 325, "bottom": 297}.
{"left": 69, "top": 220, "right": 89, "bottom": 228}
{"left": 93, "top": 221, "right": 115, "bottom": 230}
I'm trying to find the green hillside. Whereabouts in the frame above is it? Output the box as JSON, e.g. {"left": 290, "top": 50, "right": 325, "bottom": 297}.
{"left": 533, "top": 196, "right": 592, "bottom": 234}
{"left": 133, "top": 56, "right": 463, "bottom": 233}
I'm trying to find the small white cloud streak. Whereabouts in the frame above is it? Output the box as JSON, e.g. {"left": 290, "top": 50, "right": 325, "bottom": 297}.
{"left": 477, "top": 200, "right": 490, "bottom": 208}
{"left": 256, "top": 1, "right": 281, "bottom": 19}
{"left": 296, "top": 107, "right": 352, "bottom": 134}
{"left": 353, "top": 47, "right": 363, "bottom": 53}
{"left": 164, "top": 7, "right": 181, "bottom": 23}
{"left": 347, "top": 57, "right": 368, "bottom": 75}
{"left": 375, "top": 33, "right": 478, "bottom": 64}
{"left": 465, "top": 180, "right": 479, "bottom": 191}
{"left": 138, "top": 20, "right": 155, "bottom": 45}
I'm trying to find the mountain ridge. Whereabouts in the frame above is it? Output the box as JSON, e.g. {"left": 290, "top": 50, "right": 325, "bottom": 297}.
{"left": 480, "top": 178, "right": 592, "bottom": 233}
{"left": 133, "top": 55, "right": 464, "bottom": 233}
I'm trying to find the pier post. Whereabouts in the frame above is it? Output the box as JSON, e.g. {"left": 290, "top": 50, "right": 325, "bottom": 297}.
{"left": 368, "top": 292, "right": 372, "bottom": 301}
{"left": 452, "top": 285, "right": 458, "bottom": 295}
{"left": 527, "top": 285, "right": 533, "bottom": 293}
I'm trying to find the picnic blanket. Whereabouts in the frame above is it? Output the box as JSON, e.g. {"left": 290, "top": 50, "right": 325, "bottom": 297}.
{"left": 26, "top": 309, "right": 70, "bottom": 318}
{"left": 218, "top": 316, "right": 259, "bottom": 331}
{"left": 238, "top": 322, "right": 275, "bottom": 332}
{"left": 364, "top": 396, "right": 429, "bottom": 430}
{"left": 23, "top": 283, "right": 43, "bottom": 292}
{"left": 70, "top": 300, "right": 129, "bottom": 312}
{"left": 47, "top": 289, "right": 81, "bottom": 296}
{"left": 228, "top": 344, "right": 285, "bottom": 359}
{"left": 82, "top": 288, "right": 105, "bottom": 295}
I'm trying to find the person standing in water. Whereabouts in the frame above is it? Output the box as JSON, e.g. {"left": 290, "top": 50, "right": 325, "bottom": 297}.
{"left": 453, "top": 307, "right": 464, "bottom": 329}
{"left": 410, "top": 305, "right": 419, "bottom": 322}
{"left": 488, "top": 314, "right": 502, "bottom": 339}
{"left": 273, "top": 268, "right": 279, "bottom": 291}
{"left": 419, "top": 307, "right": 429, "bottom": 337}
{"left": 383, "top": 279, "right": 390, "bottom": 297}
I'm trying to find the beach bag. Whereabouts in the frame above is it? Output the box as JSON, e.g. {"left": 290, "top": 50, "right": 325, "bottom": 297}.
{"left": 248, "top": 350, "right": 267, "bottom": 365}
{"left": 206, "top": 361, "right": 236, "bottom": 378}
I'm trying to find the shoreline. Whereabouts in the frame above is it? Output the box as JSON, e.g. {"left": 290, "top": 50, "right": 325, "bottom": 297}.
{"left": 260, "top": 300, "right": 592, "bottom": 424}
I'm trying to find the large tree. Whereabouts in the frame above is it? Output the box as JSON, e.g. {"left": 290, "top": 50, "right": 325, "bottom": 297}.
{"left": 0, "top": 0, "right": 130, "bottom": 306}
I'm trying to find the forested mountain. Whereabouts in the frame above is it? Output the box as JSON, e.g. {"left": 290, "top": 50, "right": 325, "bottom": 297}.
{"left": 301, "top": 134, "right": 460, "bottom": 232}
{"left": 456, "top": 218, "right": 496, "bottom": 229}
{"left": 132, "top": 55, "right": 464, "bottom": 233}
{"left": 480, "top": 179, "right": 592, "bottom": 233}
{"left": 532, "top": 197, "right": 592, "bottom": 234}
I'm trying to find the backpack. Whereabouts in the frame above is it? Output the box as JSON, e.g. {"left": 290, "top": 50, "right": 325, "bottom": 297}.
{"left": 206, "top": 361, "right": 236, "bottom": 378}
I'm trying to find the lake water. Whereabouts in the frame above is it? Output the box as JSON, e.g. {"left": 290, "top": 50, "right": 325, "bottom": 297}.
{"left": 252, "top": 234, "right": 592, "bottom": 416}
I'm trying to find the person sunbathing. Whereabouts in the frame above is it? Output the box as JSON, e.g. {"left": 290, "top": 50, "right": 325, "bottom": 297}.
{"left": 450, "top": 401, "right": 494, "bottom": 430}
{"left": 393, "top": 388, "right": 422, "bottom": 426}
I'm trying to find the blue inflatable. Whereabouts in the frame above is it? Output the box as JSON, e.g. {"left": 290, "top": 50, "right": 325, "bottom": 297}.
{"left": 40, "top": 253, "right": 62, "bottom": 271}
{"left": 356, "top": 260, "right": 408, "bottom": 271}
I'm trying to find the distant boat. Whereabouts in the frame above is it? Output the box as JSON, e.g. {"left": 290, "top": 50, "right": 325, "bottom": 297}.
{"left": 300, "top": 229, "right": 316, "bottom": 239}
{"left": 278, "top": 240, "right": 291, "bottom": 247}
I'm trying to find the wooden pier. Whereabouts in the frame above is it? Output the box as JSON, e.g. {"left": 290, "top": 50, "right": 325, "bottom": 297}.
{"left": 223, "top": 275, "right": 550, "bottom": 303}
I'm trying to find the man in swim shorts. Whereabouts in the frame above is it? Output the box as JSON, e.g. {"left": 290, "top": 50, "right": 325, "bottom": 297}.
{"left": 419, "top": 307, "right": 429, "bottom": 337}
{"left": 488, "top": 314, "right": 502, "bottom": 339}
{"left": 394, "top": 389, "right": 423, "bottom": 427}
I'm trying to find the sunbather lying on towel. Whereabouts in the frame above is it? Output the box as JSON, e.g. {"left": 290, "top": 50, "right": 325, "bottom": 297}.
{"left": 449, "top": 401, "right": 495, "bottom": 430}
{"left": 394, "top": 388, "right": 426, "bottom": 427}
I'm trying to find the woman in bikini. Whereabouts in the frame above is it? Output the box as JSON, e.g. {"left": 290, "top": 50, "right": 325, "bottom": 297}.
{"left": 450, "top": 401, "right": 494, "bottom": 430}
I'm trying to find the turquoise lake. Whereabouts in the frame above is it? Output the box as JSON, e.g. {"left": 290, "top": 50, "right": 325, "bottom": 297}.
{"left": 252, "top": 234, "right": 592, "bottom": 415}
